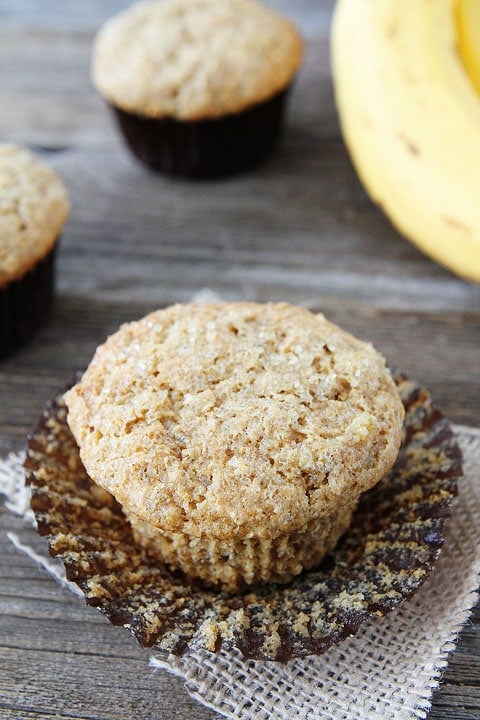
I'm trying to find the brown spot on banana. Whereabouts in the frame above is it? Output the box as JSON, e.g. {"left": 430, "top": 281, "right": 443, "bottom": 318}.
{"left": 442, "top": 216, "right": 472, "bottom": 233}
{"left": 397, "top": 131, "right": 420, "bottom": 156}
{"left": 387, "top": 22, "right": 397, "bottom": 39}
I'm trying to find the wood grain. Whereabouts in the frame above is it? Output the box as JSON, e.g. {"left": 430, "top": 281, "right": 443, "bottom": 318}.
{"left": 0, "top": 1, "right": 479, "bottom": 718}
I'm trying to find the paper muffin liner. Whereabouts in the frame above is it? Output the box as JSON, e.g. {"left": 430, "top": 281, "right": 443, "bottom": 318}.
{"left": 0, "top": 247, "right": 56, "bottom": 361}
{"left": 126, "top": 502, "right": 357, "bottom": 592}
{"left": 24, "top": 372, "right": 461, "bottom": 661}
{"left": 110, "top": 89, "right": 288, "bottom": 178}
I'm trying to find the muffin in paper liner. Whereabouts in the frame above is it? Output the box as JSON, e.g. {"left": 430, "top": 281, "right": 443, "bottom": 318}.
{"left": 0, "top": 144, "right": 69, "bottom": 360}
{"left": 24, "top": 371, "right": 461, "bottom": 662}
{"left": 91, "top": 0, "right": 303, "bottom": 178}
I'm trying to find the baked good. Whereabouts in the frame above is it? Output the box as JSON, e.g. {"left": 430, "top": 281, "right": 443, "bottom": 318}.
{"left": 64, "top": 301, "right": 404, "bottom": 591}
{"left": 91, "top": 0, "right": 303, "bottom": 177}
{"left": 27, "top": 370, "right": 461, "bottom": 659}
{"left": 0, "top": 144, "right": 69, "bottom": 360}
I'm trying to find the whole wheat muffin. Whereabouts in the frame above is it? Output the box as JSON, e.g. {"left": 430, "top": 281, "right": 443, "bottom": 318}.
{"left": 91, "top": 0, "right": 303, "bottom": 176}
{"left": 0, "top": 144, "right": 69, "bottom": 359}
{"left": 64, "top": 302, "right": 404, "bottom": 591}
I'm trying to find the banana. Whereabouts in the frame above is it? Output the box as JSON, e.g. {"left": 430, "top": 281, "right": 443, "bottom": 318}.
{"left": 331, "top": 0, "right": 480, "bottom": 283}
{"left": 456, "top": 0, "right": 480, "bottom": 96}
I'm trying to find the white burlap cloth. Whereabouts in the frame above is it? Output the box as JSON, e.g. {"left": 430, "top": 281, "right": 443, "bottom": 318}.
{"left": 1, "top": 426, "right": 479, "bottom": 720}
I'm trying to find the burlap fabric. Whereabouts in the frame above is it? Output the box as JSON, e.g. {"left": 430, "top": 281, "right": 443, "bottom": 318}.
{"left": 1, "top": 426, "right": 479, "bottom": 720}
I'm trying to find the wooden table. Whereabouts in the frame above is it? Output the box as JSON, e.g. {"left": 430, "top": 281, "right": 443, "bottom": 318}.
{"left": 1, "top": 2, "right": 479, "bottom": 718}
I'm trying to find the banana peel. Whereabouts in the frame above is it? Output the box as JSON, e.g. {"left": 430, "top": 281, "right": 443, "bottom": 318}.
{"left": 456, "top": 0, "right": 480, "bottom": 96}
{"left": 331, "top": 0, "right": 480, "bottom": 283}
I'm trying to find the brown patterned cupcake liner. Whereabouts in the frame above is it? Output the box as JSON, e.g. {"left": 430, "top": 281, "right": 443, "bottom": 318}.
{"left": 24, "top": 371, "right": 461, "bottom": 661}
{"left": 111, "top": 89, "right": 288, "bottom": 178}
{"left": 0, "top": 247, "right": 56, "bottom": 361}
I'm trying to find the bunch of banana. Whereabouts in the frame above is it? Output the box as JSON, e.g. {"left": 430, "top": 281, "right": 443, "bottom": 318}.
{"left": 331, "top": 0, "right": 480, "bottom": 283}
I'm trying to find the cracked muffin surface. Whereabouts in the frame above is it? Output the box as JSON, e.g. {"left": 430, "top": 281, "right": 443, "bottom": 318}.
{"left": 64, "top": 302, "right": 404, "bottom": 543}
{"left": 92, "top": 0, "right": 303, "bottom": 120}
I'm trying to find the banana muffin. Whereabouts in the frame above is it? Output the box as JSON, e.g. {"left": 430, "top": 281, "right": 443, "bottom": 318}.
{"left": 91, "top": 0, "right": 303, "bottom": 176}
{"left": 64, "top": 302, "right": 404, "bottom": 591}
{"left": 0, "top": 144, "right": 69, "bottom": 359}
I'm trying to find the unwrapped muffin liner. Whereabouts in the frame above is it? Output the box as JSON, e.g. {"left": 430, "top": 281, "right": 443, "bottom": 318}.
{"left": 24, "top": 371, "right": 461, "bottom": 661}
{"left": 0, "top": 248, "right": 56, "bottom": 360}
{"left": 111, "top": 89, "right": 288, "bottom": 178}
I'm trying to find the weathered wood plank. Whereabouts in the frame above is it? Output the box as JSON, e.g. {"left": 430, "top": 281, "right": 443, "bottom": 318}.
{"left": 428, "top": 685, "right": 480, "bottom": 720}
{"left": 0, "top": 517, "right": 213, "bottom": 720}
{"left": 0, "top": 646, "right": 209, "bottom": 720}
{"left": 40, "top": 146, "right": 480, "bottom": 313}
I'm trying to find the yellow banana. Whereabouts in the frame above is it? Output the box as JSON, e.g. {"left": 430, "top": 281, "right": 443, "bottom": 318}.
{"left": 456, "top": 0, "right": 480, "bottom": 96}
{"left": 331, "top": 0, "right": 480, "bottom": 283}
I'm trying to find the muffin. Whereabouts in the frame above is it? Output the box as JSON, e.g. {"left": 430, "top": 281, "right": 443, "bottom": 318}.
{"left": 91, "top": 0, "right": 303, "bottom": 177}
{"left": 64, "top": 302, "right": 404, "bottom": 592}
{"left": 0, "top": 144, "right": 69, "bottom": 360}
{"left": 27, "top": 369, "right": 460, "bottom": 659}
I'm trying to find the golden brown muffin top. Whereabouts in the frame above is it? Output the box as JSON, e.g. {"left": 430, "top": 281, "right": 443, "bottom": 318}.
{"left": 65, "top": 302, "right": 404, "bottom": 540}
{"left": 91, "top": 0, "right": 303, "bottom": 120}
{"left": 0, "top": 144, "right": 69, "bottom": 287}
